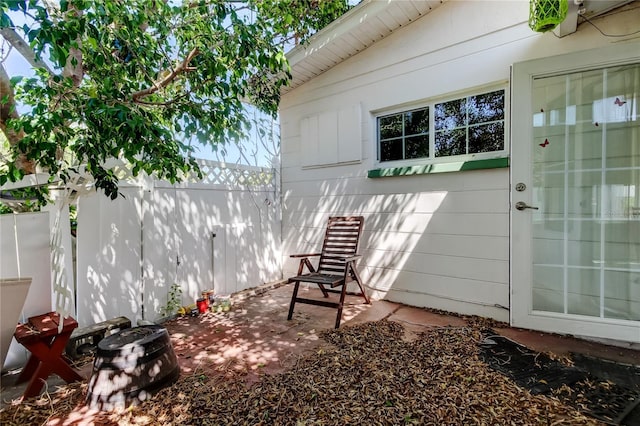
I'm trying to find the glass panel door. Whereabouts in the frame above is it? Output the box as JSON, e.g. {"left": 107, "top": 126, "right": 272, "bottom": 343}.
{"left": 530, "top": 64, "right": 640, "bottom": 321}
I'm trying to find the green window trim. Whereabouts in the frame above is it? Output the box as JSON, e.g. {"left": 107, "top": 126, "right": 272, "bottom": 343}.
{"left": 367, "top": 157, "right": 509, "bottom": 178}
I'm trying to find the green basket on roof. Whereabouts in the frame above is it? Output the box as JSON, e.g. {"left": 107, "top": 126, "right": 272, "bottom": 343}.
{"left": 529, "top": 0, "right": 569, "bottom": 32}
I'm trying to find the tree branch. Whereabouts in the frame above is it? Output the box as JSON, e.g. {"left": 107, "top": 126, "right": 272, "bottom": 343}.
{"left": 62, "top": 2, "right": 83, "bottom": 87}
{"left": 0, "top": 28, "right": 53, "bottom": 74}
{"left": 131, "top": 47, "right": 200, "bottom": 101}
{"left": 133, "top": 91, "right": 190, "bottom": 107}
{"left": 0, "top": 64, "right": 20, "bottom": 140}
{"left": 0, "top": 64, "right": 35, "bottom": 173}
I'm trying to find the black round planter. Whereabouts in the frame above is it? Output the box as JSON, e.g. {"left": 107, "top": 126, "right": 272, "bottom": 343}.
{"left": 86, "top": 325, "right": 180, "bottom": 410}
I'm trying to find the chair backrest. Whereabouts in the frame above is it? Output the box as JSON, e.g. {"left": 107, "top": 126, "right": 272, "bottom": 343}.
{"left": 317, "top": 216, "right": 364, "bottom": 277}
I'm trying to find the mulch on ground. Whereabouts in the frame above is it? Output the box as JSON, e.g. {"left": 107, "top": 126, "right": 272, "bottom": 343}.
{"left": 479, "top": 333, "right": 640, "bottom": 425}
{"left": 0, "top": 320, "right": 610, "bottom": 425}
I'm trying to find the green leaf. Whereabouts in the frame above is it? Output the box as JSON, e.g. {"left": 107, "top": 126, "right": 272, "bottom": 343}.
{"left": 0, "top": 12, "right": 13, "bottom": 29}
{"left": 9, "top": 76, "right": 23, "bottom": 86}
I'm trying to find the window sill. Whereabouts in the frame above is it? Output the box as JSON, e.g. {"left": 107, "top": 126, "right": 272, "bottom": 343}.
{"left": 367, "top": 157, "right": 509, "bottom": 178}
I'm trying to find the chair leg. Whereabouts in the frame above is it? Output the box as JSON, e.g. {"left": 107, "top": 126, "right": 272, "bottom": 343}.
{"left": 287, "top": 281, "right": 301, "bottom": 320}
{"left": 350, "top": 264, "right": 370, "bottom": 304}
{"left": 316, "top": 283, "right": 329, "bottom": 298}
{"left": 334, "top": 282, "right": 349, "bottom": 329}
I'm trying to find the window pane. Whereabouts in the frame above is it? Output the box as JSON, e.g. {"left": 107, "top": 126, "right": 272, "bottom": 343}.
{"left": 405, "top": 135, "right": 429, "bottom": 159}
{"left": 380, "top": 139, "right": 403, "bottom": 162}
{"left": 435, "top": 129, "right": 465, "bottom": 156}
{"left": 405, "top": 108, "right": 429, "bottom": 135}
{"left": 468, "top": 90, "right": 505, "bottom": 124}
{"left": 435, "top": 98, "right": 466, "bottom": 130}
{"left": 378, "top": 88, "right": 506, "bottom": 163}
{"left": 531, "top": 63, "right": 640, "bottom": 321}
{"left": 379, "top": 114, "right": 403, "bottom": 140}
{"left": 469, "top": 122, "right": 504, "bottom": 153}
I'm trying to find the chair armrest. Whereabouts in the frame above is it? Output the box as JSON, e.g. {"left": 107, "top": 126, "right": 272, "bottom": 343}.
{"left": 290, "top": 253, "right": 321, "bottom": 258}
{"left": 343, "top": 254, "right": 362, "bottom": 263}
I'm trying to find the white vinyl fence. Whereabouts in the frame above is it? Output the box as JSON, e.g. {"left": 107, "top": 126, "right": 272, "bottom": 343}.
{"left": 75, "top": 160, "right": 282, "bottom": 327}
{"left": 1, "top": 159, "right": 281, "bottom": 371}
{"left": 0, "top": 206, "right": 75, "bottom": 370}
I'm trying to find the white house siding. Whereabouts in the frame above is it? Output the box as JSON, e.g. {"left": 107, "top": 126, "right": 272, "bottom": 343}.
{"left": 279, "top": 1, "right": 640, "bottom": 321}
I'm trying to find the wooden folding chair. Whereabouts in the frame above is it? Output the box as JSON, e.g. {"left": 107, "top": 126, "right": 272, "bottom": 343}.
{"left": 287, "top": 216, "right": 370, "bottom": 328}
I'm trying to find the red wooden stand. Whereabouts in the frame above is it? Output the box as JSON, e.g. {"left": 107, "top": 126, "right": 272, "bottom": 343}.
{"left": 14, "top": 312, "right": 84, "bottom": 399}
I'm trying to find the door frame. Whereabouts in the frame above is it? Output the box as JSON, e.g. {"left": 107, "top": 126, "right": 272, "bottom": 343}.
{"left": 510, "top": 42, "right": 640, "bottom": 343}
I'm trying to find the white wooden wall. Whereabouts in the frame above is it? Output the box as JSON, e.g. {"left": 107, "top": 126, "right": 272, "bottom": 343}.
{"left": 76, "top": 163, "right": 281, "bottom": 326}
{"left": 279, "top": 1, "right": 640, "bottom": 321}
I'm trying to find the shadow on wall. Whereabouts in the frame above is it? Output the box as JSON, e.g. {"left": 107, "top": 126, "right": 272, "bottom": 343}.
{"left": 76, "top": 166, "right": 282, "bottom": 328}
{"left": 281, "top": 167, "right": 510, "bottom": 321}
{"left": 77, "top": 187, "right": 145, "bottom": 327}
{"left": 282, "top": 175, "right": 439, "bottom": 296}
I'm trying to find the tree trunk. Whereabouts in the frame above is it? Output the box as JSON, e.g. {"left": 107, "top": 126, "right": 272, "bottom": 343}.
{"left": 62, "top": 3, "right": 83, "bottom": 87}
{"left": 0, "top": 65, "right": 35, "bottom": 174}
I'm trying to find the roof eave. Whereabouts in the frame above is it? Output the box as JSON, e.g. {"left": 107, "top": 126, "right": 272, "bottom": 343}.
{"left": 283, "top": 0, "right": 444, "bottom": 93}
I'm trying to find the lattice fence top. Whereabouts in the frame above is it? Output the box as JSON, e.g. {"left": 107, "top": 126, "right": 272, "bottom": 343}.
{"left": 0, "top": 159, "right": 276, "bottom": 202}
{"left": 105, "top": 158, "right": 276, "bottom": 189}
{"left": 194, "top": 160, "right": 275, "bottom": 188}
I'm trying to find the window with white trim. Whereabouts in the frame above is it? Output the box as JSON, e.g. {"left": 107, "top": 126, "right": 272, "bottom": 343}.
{"left": 377, "top": 88, "right": 506, "bottom": 164}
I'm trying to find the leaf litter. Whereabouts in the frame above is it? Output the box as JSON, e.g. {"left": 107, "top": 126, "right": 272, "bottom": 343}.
{"left": 0, "top": 320, "right": 604, "bottom": 425}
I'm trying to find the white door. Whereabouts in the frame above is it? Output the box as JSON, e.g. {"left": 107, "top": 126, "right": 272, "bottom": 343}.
{"left": 146, "top": 186, "right": 219, "bottom": 313}
{"left": 511, "top": 44, "right": 640, "bottom": 343}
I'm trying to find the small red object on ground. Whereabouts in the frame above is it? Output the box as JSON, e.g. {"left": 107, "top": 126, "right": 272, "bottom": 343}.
{"left": 196, "top": 298, "right": 208, "bottom": 313}
{"left": 13, "top": 312, "right": 84, "bottom": 399}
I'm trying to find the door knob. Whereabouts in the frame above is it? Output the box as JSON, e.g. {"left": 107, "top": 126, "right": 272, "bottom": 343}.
{"left": 515, "top": 201, "right": 539, "bottom": 211}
